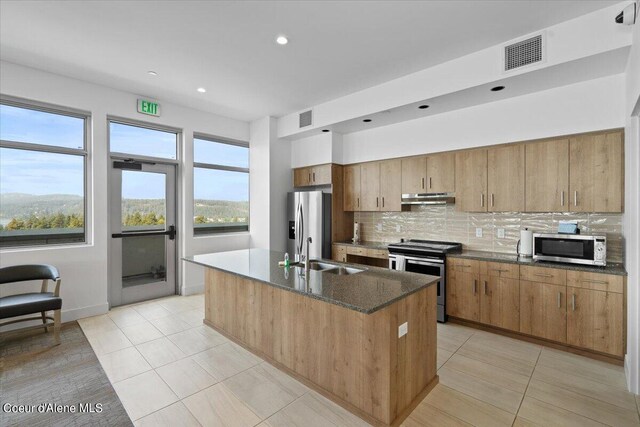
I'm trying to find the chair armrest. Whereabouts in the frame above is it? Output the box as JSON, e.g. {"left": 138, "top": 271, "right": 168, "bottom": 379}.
{"left": 40, "top": 278, "right": 62, "bottom": 296}
{"left": 54, "top": 278, "right": 61, "bottom": 297}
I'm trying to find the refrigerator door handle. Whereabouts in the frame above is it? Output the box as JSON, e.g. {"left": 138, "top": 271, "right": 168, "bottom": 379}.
{"left": 295, "top": 201, "right": 304, "bottom": 258}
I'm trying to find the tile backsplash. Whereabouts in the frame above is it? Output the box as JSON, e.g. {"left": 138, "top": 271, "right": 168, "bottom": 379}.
{"left": 353, "top": 205, "right": 623, "bottom": 262}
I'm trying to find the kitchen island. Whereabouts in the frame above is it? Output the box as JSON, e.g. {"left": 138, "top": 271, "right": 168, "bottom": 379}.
{"left": 185, "top": 248, "right": 440, "bottom": 426}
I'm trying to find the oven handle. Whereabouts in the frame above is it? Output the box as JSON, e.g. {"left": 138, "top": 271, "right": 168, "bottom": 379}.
{"left": 405, "top": 258, "right": 444, "bottom": 266}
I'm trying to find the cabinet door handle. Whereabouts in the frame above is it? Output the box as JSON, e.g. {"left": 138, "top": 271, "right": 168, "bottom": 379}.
{"left": 561, "top": 191, "right": 565, "bottom": 206}
{"left": 376, "top": 197, "right": 379, "bottom": 207}
{"left": 382, "top": 197, "right": 385, "bottom": 207}
{"left": 473, "top": 280, "right": 477, "bottom": 295}
{"left": 422, "top": 177, "right": 425, "bottom": 189}
{"left": 574, "top": 191, "right": 578, "bottom": 206}
{"left": 484, "top": 281, "right": 488, "bottom": 295}
{"left": 582, "top": 279, "right": 608, "bottom": 284}
{"left": 480, "top": 193, "right": 484, "bottom": 207}
{"left": 313, "top": 172, "right": 315, "bottom": 182}
{"left": 491, "top": 193, "right": 495, "bottom": 207}
{"left": 357, "top": 198, "right": 360, "bottom": 208}
{"left": 309, "top": 172, "right": 311, "bottom": 182}
{"left": 533, "top": 273, "right": 553, "bottom": 278}
{"left": 429, "top": 177, "right": 432, "bottom": 189}
{"left": 557, "top": 292, "right": 561, "bottom": 308}
{"left": 572, "top": 294, "right": 576, "bottom": 311}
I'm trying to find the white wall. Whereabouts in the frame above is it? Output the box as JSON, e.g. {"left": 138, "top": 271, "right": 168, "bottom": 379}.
{"left": 0, "top": 61, "right": 250, "bottom": 321}
{"left": 249, "top": 117, "right": 292, "bottom": 251}
{"left": 623, "top": 4, "right": 640, "bottom": 394}
{"left": 341, "top": 74, "right": 625, "bottom": 164}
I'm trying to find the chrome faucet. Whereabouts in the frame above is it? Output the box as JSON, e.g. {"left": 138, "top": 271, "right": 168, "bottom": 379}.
{"left": 304, "top": 237, "right": 312, "bottom": 277}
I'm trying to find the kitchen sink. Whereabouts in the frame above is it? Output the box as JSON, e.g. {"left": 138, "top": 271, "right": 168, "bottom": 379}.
{"left": 307, "top": 261, "right": 338, "bottom": 271}
{"left": 306, "top": 261, "right": 364, "bottom": 275}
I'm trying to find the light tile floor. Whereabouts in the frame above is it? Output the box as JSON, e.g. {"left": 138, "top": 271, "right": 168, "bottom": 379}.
{"left": 78, "top": 294, "right": 640, "bottom": 427}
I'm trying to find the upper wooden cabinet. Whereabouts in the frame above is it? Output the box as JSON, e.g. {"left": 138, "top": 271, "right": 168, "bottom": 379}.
{"left": 525, "top": 138, "right": 569, "bottom": 212}
{"left": 343, "top": 164, "right": 361, "bottom": 212}
{"left": 293, "top": 164, "right": 332, "bottom": 187}
{"left": 569, "top": 131, "right": 624, "bottom": 213}
{"left": 455, "top": 149, "right": 488, "bottom": 212}
{"left": 401, "top": 156, "right": 427, "bottom": 194}
{"left": 360, "top": 162, "right": 380, "bottom": 211}
{"left": 379, "top": 159, "right": 402, "bottom": 211}
{"left": 426, "top": 152, "right": 455, "bottom": 193}
{"left": 487, "top": 145, "right": 525, "bottom": 212}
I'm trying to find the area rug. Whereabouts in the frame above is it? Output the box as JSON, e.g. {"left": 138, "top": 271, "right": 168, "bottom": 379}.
{"left": 0, "top": 321, "right": 132, "bottom": 426}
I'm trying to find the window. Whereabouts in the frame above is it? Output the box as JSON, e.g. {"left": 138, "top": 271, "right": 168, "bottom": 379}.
{"left": 193, "top": 135, "right": 249, "bottom": 234}
{"left": 0, "top": 99, "right": 88, "bottom": 247}
{"left": 109, "top": 121, "right": 177, "bottom": 160}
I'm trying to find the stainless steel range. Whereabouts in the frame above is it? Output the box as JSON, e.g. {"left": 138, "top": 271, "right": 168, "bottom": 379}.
{"left": 388, "top": 239, "right": 462, "bottom": 323}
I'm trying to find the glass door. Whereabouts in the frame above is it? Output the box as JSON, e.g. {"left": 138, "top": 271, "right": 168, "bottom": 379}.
{"left": 109, "top": 160, "right": 176, "bottom": 307}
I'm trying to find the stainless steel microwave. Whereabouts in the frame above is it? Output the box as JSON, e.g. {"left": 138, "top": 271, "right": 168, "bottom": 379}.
{"left": 533, "top": 233, "right": 606, "bottom": 266}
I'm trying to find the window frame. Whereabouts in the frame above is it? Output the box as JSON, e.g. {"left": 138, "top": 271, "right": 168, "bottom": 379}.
{"left": 193, "top": 133, "right": 250, "bottom": 235}
{"left": 0, "top": 95, "right": 90, "bottom": 248}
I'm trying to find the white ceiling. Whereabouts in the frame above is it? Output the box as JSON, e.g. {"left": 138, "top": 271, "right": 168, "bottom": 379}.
{"left": 0, "top": 0, "right": 619, "bottom": 122}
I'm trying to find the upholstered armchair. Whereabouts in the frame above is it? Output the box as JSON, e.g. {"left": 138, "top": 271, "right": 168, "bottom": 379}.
{"left": 0, "top": 264, "right": 62, "bottom": 344}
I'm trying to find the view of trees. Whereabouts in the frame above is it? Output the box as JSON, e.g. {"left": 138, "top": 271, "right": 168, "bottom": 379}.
{"left": 1, "top": 213, "right": 84, "bottom": 231}
{"left": 123, "top": 212, "right": 166, "bottom": 226}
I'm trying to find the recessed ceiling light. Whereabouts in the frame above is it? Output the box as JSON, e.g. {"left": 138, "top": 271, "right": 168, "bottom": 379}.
{"left": 491, "top": 86, "right": 505, "bottom": 92}
{"left": 322, "top": 129, "right": 330, "bottom": 133}
{"left": 147, "top": 71, "right": 158, "bottom": 76}
{"left": 363, "top": 119, "right": 372, "bottom": 123}
{"left": 197, "top": 87, "right": 207, "bottom": 93}
{"left": 418, "top": 104, "right": 429, "bottom": 109}
{"left": 276, "top": 35, "right": 288, "bottom": 45}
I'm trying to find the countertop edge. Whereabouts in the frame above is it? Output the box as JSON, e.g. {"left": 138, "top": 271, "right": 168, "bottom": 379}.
{"left": 184, "top": 257, "right": 438, "bottom": 314}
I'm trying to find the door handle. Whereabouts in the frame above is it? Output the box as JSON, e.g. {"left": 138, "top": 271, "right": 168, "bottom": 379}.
{"left": 572, "top": 294, "right": 576, "bottom": 311}
{"left": 491, "top": 193, "right": 495, "bottom": 207}
{"left": 533, "top": 273, "right": 553, "bottom": 278}
{"left": 308, "top": 172, "right": 311, "bottom": 183}
{"left": 480, "top": 193, "right": 484, "bottom": 207}
{"left": 557, "top": 291, "right": 561, "bottom": 309}
{"left": 574, "top": 191, "right": 578, "bottom": 206}
{"left": 312, "top": 172, "right": 315, "bottom": 182}
{"left": 357, "top": 197, "right": 360, "bottom": 208}
{"left": 112, "top": 225, "right": 176, "bottom": 240}
{"left": 382, "top": 197, "right": 385, "bottom": 207}
{"left": 429, "top": 177, "right": 432, "bottom": 189}
{"left": 422, "top": 177, "right": 425, "bottom": 189}
{"left": 561, "top": 191, "right": 565, "bottom": 206}
{"left": 473, "top": 280, "right": 477, "bottom": 295}
{"left": 376, "top": 197, "right": 379, "bottom": 207}
{"left": 484, "top": 281, "right": 488, "bottom": 295}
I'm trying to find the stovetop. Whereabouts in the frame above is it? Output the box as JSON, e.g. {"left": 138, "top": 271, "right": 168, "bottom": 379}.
{"left": 388, "top": 239, "right": 463, "bottom": 256}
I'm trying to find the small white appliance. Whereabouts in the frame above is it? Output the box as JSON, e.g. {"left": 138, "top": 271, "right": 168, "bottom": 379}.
{"left": 517, "top": 228, "right": 533, "bottom": 257}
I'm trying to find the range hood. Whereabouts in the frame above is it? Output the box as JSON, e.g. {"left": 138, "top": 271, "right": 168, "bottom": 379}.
{"left": 401, "top": 193, "right": 455, "bottom": 206}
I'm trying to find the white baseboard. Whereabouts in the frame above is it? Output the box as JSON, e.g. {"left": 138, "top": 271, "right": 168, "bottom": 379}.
{"left": 182, "top": 282, "right": 204, "bottom": 296}
{"left": 0, "top": 302, "right": 109, "bottom": 332}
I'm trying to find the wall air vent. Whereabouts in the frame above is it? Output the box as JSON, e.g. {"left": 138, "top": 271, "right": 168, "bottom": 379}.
{"left": 504, "top": 34, "right": 543, "bottom": 71}
{"left": 299, "top": 110, "right": 313, "bottom": 128}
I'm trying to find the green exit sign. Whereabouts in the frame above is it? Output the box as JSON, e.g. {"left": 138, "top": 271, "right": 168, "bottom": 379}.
{"left": 137, "top": 99, "right": 160, "bottom": 117}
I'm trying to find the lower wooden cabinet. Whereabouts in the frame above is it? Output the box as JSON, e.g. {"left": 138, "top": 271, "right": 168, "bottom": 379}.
{"left": 447, "top": 258, "right": 625, "bottom": 358}
{"left": 447, "top": 269, "right": 480, "bottom": 322}
{"left": 519, "top": 280, "right": 567, "bottom": 343}
{"left": 480, "top": 275, "right": 520, "bottom": 331}
{"left": 332, "top": 244, "right": 347, "bottom": 262}
{"left": 567, "top": 286, "right": 624, "bottom": 357}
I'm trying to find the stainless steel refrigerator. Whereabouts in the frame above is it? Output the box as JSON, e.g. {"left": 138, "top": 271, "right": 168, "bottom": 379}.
{"left": 287, "top": 191, "right": 331, "bottom": 261}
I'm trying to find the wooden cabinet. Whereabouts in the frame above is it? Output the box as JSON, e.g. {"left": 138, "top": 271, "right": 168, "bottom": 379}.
{"left": 525, "top": 138, "right": 569, "bottom": 212}
{"left": 401, "top": 156, "right": 427, "bottom": 194}
{"left": 426, "top": 152, "right": 455, "bottom": 193}
{"left": 455, "top": 149, "right": 488, "bottom": 212}
{"left": 447, "top": 269, "right": 480, "bottom": 322}
{"left": 360, "top": 162, "right": 380, "bottom": 211}
{"left": 567, "top": 273, "right": 624, "bottom": 356}
{"left": 293, "top": 164, "right": 332, "bottom": 187}
{"left": 487, "top": 145, "right": 525, "bottom": 212}
{"left": 332, "top": 244, "right": 347, "bottom": 262}
{"left": 379, "top": 159, "right": 402, "bottom": 211}
{"left": 343, "top": 165, "right": 361, "bottom": 211}
{"left": 519, "top": 280, "right": 567, "bottom": 343}
{"left": 479, "top": 262, "right": 520, "bottom": 331}
{"left": 569, "top": 131, "right": 624, "bottom": 213}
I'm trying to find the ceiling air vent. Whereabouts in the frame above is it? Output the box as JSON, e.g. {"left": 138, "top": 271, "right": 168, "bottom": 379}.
{"left": 504, "top": 34, "right": 543, "bottom": 71}
{"left": 299, "top": 110, "right": 313, "bottom": 128}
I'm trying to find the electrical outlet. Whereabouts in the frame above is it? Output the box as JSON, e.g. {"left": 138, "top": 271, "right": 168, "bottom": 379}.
{"left": 398, "top": 322, "right": 408, "bottom": 338}
{"left": 497, "top": 228, "right": 505, "bottom": 238}
{"left": 396, "top": 225, "right": 402, "bottom": 233}
{"left": 475, "top": 227, "right": 483, "bottom": 238}
{"left": 376, "top": 223, "right": 382, "bottom": 232}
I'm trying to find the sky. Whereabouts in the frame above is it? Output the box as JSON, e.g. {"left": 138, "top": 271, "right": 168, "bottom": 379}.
{"left": 0, "top": 105, "right": 248, "bottom": 201}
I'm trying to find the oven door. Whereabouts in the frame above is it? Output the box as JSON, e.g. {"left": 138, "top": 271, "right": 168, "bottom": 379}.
{"left": 403, "top": 256, "right": 445, "bottom": 308}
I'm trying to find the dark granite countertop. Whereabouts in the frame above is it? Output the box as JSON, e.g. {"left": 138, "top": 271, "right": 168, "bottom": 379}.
{"left": 448, "top": 250, "right": 627, "bottom": 276}
{"left": 333, "top": 241, "right": 390, "bottom": 250}
{"left": 184, "top": 248, "right": 438, "bottom": 314}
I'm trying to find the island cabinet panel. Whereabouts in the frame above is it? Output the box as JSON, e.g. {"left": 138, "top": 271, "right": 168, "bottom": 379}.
{"left": 569, "top": 131, "right": 624, "bottom": 213}
{"left": 401, "top": 156, "right": 427, "bottom": 194}
{"left": 343, "top": 164, "right": 361, "bottom": 211}
{"left": 455, "top": 149, "right": 488, "bottom": 212}
{"left": 525, "top": 138, "right": 570, "bottom": 212}
{"left": 426, "top": 152, "right": 455, "bottom": 193}
{"left": 204, "top": 268, "right": 438, "bottom": 426}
